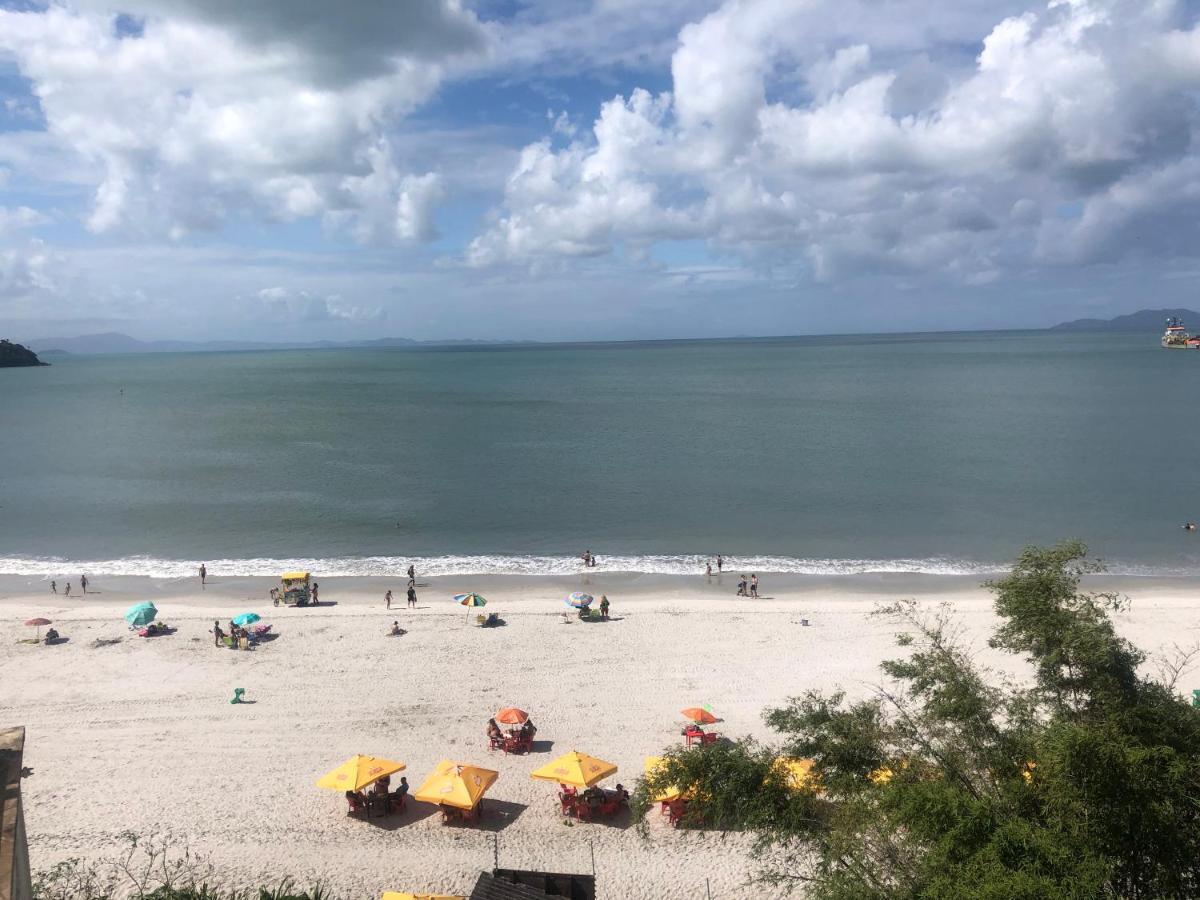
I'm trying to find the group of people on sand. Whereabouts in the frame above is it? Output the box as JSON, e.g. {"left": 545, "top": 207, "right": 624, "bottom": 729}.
{"left": 212, "top": 619, "right": 254, "bottom": 648}
{"left": 346, "top": 773, "right": 409, "bottom": 815}
{"left": 704, "top": 555, "right": 726, "bottom": 577}
{"left": 580, "top": 550, "right": 599, "bottom": 568}
{"left": 736, "top": 574, "right": 760, "bottom": 598}
{"left": 49, "top": 574, "right": 89, "bottom": 596}
{"left": 385, "top": 565, "right": 419, "bottom": 609}
{"left": 487, "top": 716, "right": 537, "bottom": 744}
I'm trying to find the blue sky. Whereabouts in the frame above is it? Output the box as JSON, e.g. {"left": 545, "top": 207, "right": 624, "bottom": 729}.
{"left": 3, "top": 0, "right": 1200, "bottom": 342}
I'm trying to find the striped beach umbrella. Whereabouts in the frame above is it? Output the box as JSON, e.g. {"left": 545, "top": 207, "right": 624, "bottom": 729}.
{"left": 455, "top": 592, "right": 487, "bottom": 621}
{"left": 565, "top": 592, "right": 593, "bottom": 608}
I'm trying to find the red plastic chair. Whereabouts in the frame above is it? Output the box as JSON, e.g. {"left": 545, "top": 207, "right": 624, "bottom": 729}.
{"left": 488, "top": 735, "right": 505, "bottom": 752}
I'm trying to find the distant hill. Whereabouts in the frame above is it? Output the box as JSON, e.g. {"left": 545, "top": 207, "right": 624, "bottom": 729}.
{"left": 21, "top": 332, "right": 439, "bottom": 355}
{"left": 1050, "top": 308, "right": 1200, "bottom": 332}
{"left": 0, "top": 339, "right": 48, "bottom": 367}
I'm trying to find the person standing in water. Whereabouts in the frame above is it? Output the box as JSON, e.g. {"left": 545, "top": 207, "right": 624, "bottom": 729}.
{"left": 705, "top": 562, "right": 712, "bottom": 578}
{"left": 407, "top": 563, "right": 415, "bottom": 584}
{"left": 64, "top": 582, "right": 71, "bottom": 597}
{"left": 50, "top": 580, "right": 57, "bottom": 594}
{"left": 199, "top": 563, "right": 207, "bottom": 588}
{"left": 717, "top": 554, "right": 723, "bottom": 573}
{"left": 385, "top": 589, "right": 393, "bottom": 610}
{"left": 80, "top": 574, "right": 88, "bottom": 594}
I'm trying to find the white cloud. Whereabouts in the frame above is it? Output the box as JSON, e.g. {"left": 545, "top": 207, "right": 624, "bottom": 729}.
{"left": 469, "top": 0, "right": 1200, "bottom": 285}
{"left": 0, "top": 206, "right": 50, "bottom": 237}
{"left": 0, "top": 1, "right": 484, "bottom": 240}
{"left": 257, "top": 286, "right": 384, "bottom": 323}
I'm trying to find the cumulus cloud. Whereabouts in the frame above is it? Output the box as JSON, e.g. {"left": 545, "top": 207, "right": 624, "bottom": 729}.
{"left": 257, "top": 286, "right": 384, "bottom": 323}
{"left": 0, "top": 1, "right": 484, "bottom": 240}
{"left": 469, "top": 0, "right": 1200, "bottom": 284}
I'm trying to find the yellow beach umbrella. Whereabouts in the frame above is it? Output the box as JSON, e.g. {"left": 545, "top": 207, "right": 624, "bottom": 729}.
{"left": 413, "top": 760, "right": 499, "bottom": 810}
{"left": 772, "top": 757, "right": 817, "bottom": 791}
{"left": 381, "top": 894, "right": 465, "bottom": 900}
{"left": 530, "top": 750, "right": 617, "bottom": 788}
{"left": 644, "top": 756, "right": 687, "bottom": 803}
{"left": 316, "top": 755, "right": 406, "bottom": 792}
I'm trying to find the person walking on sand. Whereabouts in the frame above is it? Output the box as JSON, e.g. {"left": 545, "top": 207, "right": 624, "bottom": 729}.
{"left": 80, "top": 574, "right": 88, "bottom": 594}
{"left": 407, "top": 584, "right": 417, "bottom": 608}
{"left": 199, "top": 563, "right": 207, "bottom": 588}
{"left": 311, "top": 582, "right": 319, "bottom": 605}
{"left": 750, "top": 574, "right": 759, "bottom": 598}
{"left": 386, "top": 589, "right": 393, "bottom": 610}
{"left": 50, "top": 580, "right": 57, "bottom": 594}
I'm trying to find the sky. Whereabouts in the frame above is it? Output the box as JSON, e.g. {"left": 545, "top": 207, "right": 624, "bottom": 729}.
{"left": 3, "top": 0, "right": 1200, "bottom": 342}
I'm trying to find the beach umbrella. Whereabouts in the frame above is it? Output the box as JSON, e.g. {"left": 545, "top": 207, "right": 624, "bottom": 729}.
{"left": 495, "top": 707, "right": 529, "bottom": 726}
{"left": 772, "top": 757, "right": 817, "bottom": 792}
{"left": 644, "top": 756, "right": 688, "bottom": 803}
{"left": 565, "top": 591, "right": 593, "bottom": 608}
{"left": 454, "top": 593, "right": 486, "bottom": 621}
{"left": 531, "top": 750, "right": 617, "bottom": 788}
{"left": 124, "top": 602, "right": 157, "bottom": 628}
{"left": 231, "top": 612, "right": 261, "bottom": 627}
{"left": 24, "top": 617, "right": 51, "bottom": 641}
{"left": 413, "top": 760, "right": 498, "bottom": 811}
{"left": 681, "top": 706, "right": 718, "bottom": 725}
{"left": 316, "top": 755, "right": 406, "bottom": 792}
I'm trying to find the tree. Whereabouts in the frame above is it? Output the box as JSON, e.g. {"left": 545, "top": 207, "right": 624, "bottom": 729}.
{"left": 633, "top": 542, "right": 1200, "bottom": 898}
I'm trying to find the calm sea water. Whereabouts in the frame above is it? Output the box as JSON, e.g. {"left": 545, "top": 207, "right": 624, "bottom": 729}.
{"left": 2, "top": 331, "right": 1199, "bottom": 576}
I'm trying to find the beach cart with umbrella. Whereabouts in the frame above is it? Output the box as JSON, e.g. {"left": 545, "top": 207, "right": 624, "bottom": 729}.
{"left": 413, "top": 760, "right": 498, "bottom": 823}
{"left": 454, "top": 593, "right": 486, "bottom": 622}
{"left": 124, "top": 602, "right": 157, "bottom": 629}
{"left": 24, "top": 617, "right": 51, "bottom": 642}
{"left": 275, "top": 571, "right": 311, "bottom": 607}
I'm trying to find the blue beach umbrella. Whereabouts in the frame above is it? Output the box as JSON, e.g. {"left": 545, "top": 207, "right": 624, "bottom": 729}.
{"left": 232, "top": 612, "right": 261, "bottom": 627}
{"left": 124, "top": 602, "right": 158, "bottom": 628}
{"left": 565, "top": 592, "right": 594, "bottom": 609}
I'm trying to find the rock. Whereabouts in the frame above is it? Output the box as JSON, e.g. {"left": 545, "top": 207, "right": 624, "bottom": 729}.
{"left": 0, "top": 340, "right": 48, "bottom": 367}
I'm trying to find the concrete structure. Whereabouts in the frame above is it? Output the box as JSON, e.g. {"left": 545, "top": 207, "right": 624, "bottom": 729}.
{"left": 0, "top": 727, "right": 31, "bottom": 900}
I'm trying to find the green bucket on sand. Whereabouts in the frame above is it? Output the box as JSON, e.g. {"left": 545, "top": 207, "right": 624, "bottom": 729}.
{"left": 231, "top": 688, "right": 245, "bottom": 704}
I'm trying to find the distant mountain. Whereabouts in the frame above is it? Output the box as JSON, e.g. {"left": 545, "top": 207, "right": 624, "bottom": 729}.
{"left": 1050, "top": 308, "right": 1200, "bottom": 332}
{"left": 21, "top": 332, "right": 440, "bottom": 355}
{"left": 0, "top": 339, "right": 48, "bottom": 367}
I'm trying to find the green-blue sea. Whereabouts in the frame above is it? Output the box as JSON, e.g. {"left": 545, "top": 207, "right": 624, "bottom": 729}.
{"left": 2, "top": 331, "right": 1197, "bottom": 576}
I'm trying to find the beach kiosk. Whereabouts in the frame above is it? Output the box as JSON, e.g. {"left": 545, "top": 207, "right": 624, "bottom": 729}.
{"left": 275, "top": 571, "right": 312, "bottom": 607}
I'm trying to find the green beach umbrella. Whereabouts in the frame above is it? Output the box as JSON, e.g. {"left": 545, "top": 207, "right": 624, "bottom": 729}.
{"left": 455, "top": 592, "right": 487, "bottom": 621}
{"left": 124, "top": 602, "right": 157, "bottom": 628}
{"left": 232, "top": 612, "right": 261, "bottom": 627}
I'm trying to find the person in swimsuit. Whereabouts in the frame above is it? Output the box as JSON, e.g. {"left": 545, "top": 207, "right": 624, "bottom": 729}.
{"left": 385, "top": 589, "right": 392, "bottom": 609}
{"left": 407, "top": 585, "right": 417, "bottom": 608}
{"left": 750, "top": 574, "right": 758, "bottom": 598}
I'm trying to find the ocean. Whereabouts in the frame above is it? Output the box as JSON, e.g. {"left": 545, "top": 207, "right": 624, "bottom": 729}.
{"left": 2, "top": 330, "right": 1198, "bottom": 577}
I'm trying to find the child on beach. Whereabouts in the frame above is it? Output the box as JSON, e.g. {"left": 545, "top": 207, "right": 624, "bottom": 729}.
{"left": 50, "top": 580, "right": 56, "bottom": 594}
{"left": 386, "top": 590, "right": 392, "bottom": 609}
{"left": 64, "top": 582, "right": 71, "bottom": 597}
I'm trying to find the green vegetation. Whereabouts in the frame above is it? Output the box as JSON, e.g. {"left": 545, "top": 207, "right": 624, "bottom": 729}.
{"left": 634, "top": 542, "right": 1200, "bottom": 898}
{"left": 31, "top": 833, "right": 337, "bottom": 900}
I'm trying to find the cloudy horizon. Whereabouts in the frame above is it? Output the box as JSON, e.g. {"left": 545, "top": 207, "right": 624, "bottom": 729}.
{"left": 3, "top": 0, "right": 1200, "bottom": 342}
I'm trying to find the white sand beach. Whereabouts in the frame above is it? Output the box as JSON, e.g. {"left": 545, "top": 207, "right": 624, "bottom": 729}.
{"left": 2, "top": 571, "right": 1198, "bottom": 899}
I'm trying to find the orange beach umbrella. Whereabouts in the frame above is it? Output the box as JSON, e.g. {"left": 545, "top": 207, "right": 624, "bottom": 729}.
{"left": 495, "top": 707, "right": 529, "bottom": 725}
{"left": 681, "top": 706, "right": 718, "bottom": 724}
